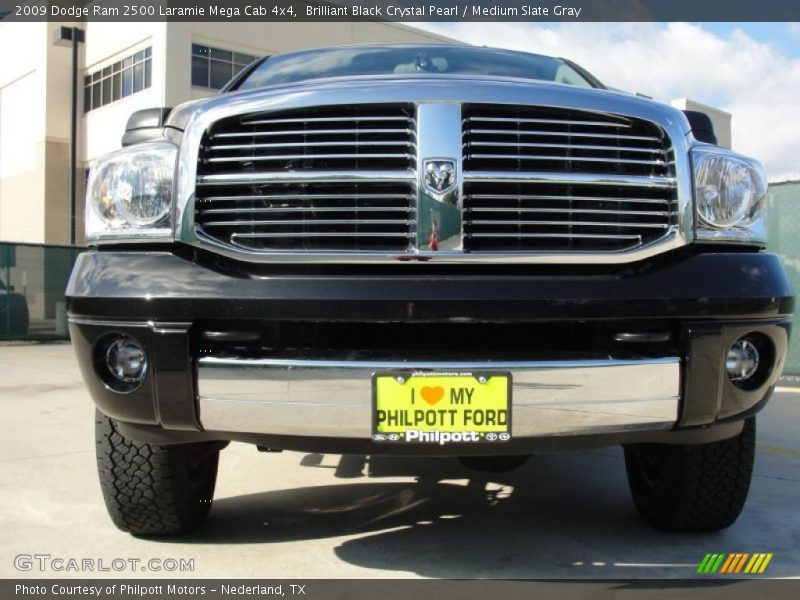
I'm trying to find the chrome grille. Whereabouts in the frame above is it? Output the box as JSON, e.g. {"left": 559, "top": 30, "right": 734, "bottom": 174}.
{"left": 462, "top": 104, "right": 672, "bottom": 176}
{"left": 462, "top": 104, "right": 678, "bottom": 251}
{"left": 192, "top": 100, "right": 682, "bottom": 258}
{"left": 195, "top": 104, "right": 416, "bottom": 251}
{"left": 195, "top": 182, "right": 415, "bottom": 252}
{"left": 200, "top": 104, "right": 416, "bottom": 172}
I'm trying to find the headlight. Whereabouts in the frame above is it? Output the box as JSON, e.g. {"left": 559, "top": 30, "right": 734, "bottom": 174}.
{"left": 86, "top": 142, "right": 177, "bottom": 242}
{"left": 692, "top": 147, "right": 767, "bottom": 244}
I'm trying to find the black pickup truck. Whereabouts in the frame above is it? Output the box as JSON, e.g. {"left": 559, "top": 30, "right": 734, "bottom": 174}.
{"left": 67, "top": 44, "right": 793, "bottom": 536}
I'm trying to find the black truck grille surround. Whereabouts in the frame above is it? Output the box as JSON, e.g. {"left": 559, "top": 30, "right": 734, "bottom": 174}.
{"left": 462, "top": 104, "right": 678, "bottom": 251}
{"left": 195, "top": 102, "right": 678, "bottom": 254}
{"left": 195, "top": 104, "right": 416, "bottom": 251}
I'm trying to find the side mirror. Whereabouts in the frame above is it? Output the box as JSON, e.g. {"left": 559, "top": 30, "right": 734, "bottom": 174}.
{"left": 683, "top": 110, "right": 718, "bottom": 146}
{"left": 121, "top": 107, "right": 173, "bottom": 147}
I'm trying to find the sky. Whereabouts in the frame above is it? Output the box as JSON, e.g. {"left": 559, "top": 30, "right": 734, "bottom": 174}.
{"left": 418, "top": 22, "right": 800, "bottom": 182}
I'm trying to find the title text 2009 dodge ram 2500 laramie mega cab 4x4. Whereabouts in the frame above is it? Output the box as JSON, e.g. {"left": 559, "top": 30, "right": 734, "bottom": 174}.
{"left": 67, "top": 44, "right": 793, "bottom": 536}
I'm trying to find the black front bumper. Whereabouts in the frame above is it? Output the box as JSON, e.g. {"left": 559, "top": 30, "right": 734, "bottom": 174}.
{"left": 66, "top": 248, "right": 794, "bottom": 452}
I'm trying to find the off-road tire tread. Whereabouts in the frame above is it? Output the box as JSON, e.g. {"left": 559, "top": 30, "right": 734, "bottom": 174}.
{"left": 95, "top": 411, "right": 218, "bottom": 535}
{"left": 625, "top": 418, "right": 755, "bottom": 532}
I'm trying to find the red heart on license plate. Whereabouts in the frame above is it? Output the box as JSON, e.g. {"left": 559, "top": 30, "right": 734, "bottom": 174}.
{"left": 421, "top": 386, "right": 445, "bottom": 405}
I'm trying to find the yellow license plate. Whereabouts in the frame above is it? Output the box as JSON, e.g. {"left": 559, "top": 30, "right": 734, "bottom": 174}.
{"left": 372, "top": 372, "right": 511, "bottom": 445}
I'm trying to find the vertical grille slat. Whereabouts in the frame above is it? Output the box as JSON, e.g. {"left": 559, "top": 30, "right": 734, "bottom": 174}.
{"left": 461, "top": 103, "right": 678, "bottom": 252}
{"left": 195, "top": 104, "right": 416, "bottom": 252}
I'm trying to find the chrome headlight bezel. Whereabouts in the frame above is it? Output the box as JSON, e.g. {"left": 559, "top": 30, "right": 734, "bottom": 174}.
{"left": 85, "top": 141, "right": 178, "bottom": 244}
{"left": 691, "top": 145, "right": 768, "bottom": 246}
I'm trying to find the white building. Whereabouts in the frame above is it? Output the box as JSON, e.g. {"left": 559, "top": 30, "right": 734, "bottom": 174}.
{"left": 0, "top": 20, "right": 451, "bottom": 246}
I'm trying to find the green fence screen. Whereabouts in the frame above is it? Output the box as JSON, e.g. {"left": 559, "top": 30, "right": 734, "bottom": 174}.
{"left": 0, "top": 243, "right": 82, "bottom": 341}
{"left": 768, "top": 181, "right": 800, "bottom": 374}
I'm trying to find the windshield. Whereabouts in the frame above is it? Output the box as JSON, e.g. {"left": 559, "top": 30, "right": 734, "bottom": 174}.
{"left": 236, "top": 45, "right": 596, "bottom": 90}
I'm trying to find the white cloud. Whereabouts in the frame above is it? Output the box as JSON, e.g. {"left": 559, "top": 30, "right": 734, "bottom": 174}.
{"left": 420, "top": 22, "right": 800, "bottom": 181}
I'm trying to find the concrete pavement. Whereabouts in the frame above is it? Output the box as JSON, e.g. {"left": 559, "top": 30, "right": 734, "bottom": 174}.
{"left": 0, "top": 342, "right": 798, "bottom": 579}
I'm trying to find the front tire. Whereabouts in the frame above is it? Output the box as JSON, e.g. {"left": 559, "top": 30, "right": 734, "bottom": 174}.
{"left": 624, "top": 418, "right": 756, "bottom": 532}
{"left": 95, "top": 411, "right": 220, "bottom": 535}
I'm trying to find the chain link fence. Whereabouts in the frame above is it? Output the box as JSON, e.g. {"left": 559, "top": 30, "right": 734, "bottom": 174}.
{"left": 0, "top": 242, "right": 82, "bottom": 341}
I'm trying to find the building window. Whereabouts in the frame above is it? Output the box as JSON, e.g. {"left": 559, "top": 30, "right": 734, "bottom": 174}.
{"left": 192, "top": 44, "right": 257, "bottom": 90}
{"left": 84, "top": 47, "right": 152, "bottom": 112}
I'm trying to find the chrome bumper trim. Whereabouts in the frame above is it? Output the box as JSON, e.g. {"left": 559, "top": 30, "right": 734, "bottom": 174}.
{"left": 196, "top": 357, "right": 681, "bottom": 439}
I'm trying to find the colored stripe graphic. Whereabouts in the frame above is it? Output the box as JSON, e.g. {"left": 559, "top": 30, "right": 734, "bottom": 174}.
{"left": 698, "top": 553, "right": 726, "bottom": 574}
{"left": 710, "top": 553, "right": 726, "bottom": 573}
{"left": 720, "top": 553, "right": 738, "bottom": 574}
{"left": 696, "top": 554, "right": 713, "bottom": 574}
{"left": 734, "top": 553, "right": 750, "bottom": 574}
{"left": 699, "top": 552, "right": 775, "bottom": 575}
{"left": 758, "top": 553, "right": 774, "bottom": 574}
{"left": 744, "top": 554, "right": 761, "bottom": 574}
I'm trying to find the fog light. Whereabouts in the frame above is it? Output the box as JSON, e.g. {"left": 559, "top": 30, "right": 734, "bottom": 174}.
{"left": 105, "top": 336, "right": 147, "bottom": 383}
{"left": 726, "top": 338, "right": 760, "bottom": 382}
